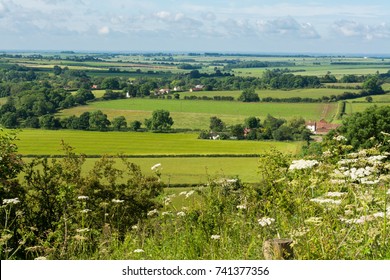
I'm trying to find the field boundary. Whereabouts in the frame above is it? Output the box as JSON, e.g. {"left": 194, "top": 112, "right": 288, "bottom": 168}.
{"left": 22, "top": 153, "right": 262, "bottom": 158}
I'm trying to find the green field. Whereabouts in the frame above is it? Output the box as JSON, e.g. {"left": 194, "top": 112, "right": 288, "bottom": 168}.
{"left": 78, "top": 157, "right": 263, "bottom": 185}
{"left": 344, "top": 102, "right": 390, "bottom": 115}
{"left": 181, "top": 88, "right": 360, "bottom": 99}
{"left": 59, "top": 99, "right": 337, "bottom": 129}
{"left": 14, "top": 129, "right": 301, "bottom": 156}
{"left": 13, "top": 129, "right": 302, "bottom": 184}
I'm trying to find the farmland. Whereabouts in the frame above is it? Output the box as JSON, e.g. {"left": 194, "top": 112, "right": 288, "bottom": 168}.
{"left": 59, "top": 99, "right": 337, "bottom": 130}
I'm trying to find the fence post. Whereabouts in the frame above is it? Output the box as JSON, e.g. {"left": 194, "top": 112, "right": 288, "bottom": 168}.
{"left": 263, "top": 238, "right": 294, "bottom": 260}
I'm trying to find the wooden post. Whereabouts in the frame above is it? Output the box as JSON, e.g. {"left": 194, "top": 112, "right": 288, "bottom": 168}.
{"left": 263, "top": 238, "right": 294, "bottom": 260}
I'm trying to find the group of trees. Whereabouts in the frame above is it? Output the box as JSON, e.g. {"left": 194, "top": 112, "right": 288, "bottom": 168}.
{"left": 199, "top": 115, "right": 311, "bottom": 142}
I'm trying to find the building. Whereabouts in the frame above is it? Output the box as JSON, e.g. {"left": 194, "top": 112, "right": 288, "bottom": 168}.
{"left": 306, "top": 119, "right": 340, "bottom": 135}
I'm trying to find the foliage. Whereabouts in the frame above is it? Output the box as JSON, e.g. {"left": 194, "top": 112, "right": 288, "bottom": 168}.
{"left": 144, "top": 110, "right": 174, "bottom": 131}
{"left": 238, "top": 88, "right": 260, "bottom": 102}
{"left": 326, "top": 105, "right": 390, "bottom": 151}
{"left": 209, "top": 116, "right": 225, "bottom": 132}
{"left": 1, "top": 138, "right": 164, "bottom": 259}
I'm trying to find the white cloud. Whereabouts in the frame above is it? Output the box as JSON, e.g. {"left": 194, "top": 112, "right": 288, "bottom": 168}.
{"left": 0, "top": 1, "right": 8, "bottom": 17}
{"left": 257, "top": 17, "right": 320, "bottom": 39}
{"left": 332, "top": 20, "right": 390, "bottom": 40}
{"left": 98, "top": 26, "right": 110, "bottom": 35}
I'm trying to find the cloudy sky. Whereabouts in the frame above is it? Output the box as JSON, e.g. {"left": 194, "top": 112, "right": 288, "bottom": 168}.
{"left": 1, "top": 0, "right": 390, "bottom": 54}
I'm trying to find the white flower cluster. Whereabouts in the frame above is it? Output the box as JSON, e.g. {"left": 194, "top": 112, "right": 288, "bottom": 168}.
{"left": 179, "top": 190, "right": 195, "bottom": 199}
{"left": 325, "top": 192, "right": 347, "bottom": 197}
{"left": 236, "top": 204, "right": 247, "bottom": 210}
{"left": 80, "top": 209, "right": 91, "bottom": 214}
{"left": 289, "top": 159, "right": 319, "bottom": 170}
{"left": 112, "top": 199, "right": 124, "bottom": 203}
{"left": 258, "top": 217, "right": 275, "bottom": 227}
{"left": 211, "top": 235, "right": 221, "bottom": 240}
{"left": 151, "top": 163, "right": 161, "bottom": 171}
{"left": 310, "top": 198, "right": 342, "bottom": 205}
{"left": 3, "top": 198, "right": 20, "bottom": 205}
{"left": 147, "top": 209, "right": 159, "bottom": 217}
{"left": 76, "top": 228, "right": 90, "bottom": 233}
{"left": 176, "top": 211, "right": 186, "bottom": 217}
{"left": 77, "top": 196, "right": 89, "bottom": 200}
{"left": 333, "top": 135, "right": 347, "bottom": 141}
{"left": 340, "top": 211, "right": 389, "bottom": 224}
{"left": 134, "top": 249, "right": 144, "bottom": 253}
{"left": 387, "top": 189, "right": 390, "bottom": 195}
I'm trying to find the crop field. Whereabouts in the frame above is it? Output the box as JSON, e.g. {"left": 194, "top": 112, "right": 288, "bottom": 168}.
{"left": 14, "top": 129, "right": 301, "bottom": 156}
{"left": 344, "top": 102, "right": 390, "bottom": 115}
{"left": 59, "top": 99, "right": 337, "bottom": 129}
{"left": 181, "top": 88, "right": 360, "bottom": 99}
{"left": 14, "top": 129, "right": 301, "bottom": 184}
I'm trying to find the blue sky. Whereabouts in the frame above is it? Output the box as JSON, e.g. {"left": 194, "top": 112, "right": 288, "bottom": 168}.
{"left": 1, "top": 0, "right": 390, "bottom": 54}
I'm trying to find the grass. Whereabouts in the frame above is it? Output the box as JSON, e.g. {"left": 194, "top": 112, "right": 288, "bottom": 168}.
{"left": 72, "top": 157, "right": 263, "bottom": 185}
{"left": 181, "top": 88, "right": 360, "bottom": 99}
{"left": 59, "top": 99, "right": 337, "bottom": 129}
{"left": 14, "top": 129, "right": 302, "bottom": 156}
{"left": 345, "top": 101, "right": 390, "bottom": 115}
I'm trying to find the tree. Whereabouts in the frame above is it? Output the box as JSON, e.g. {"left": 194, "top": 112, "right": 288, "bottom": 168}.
{"left": 39, "top": 115, "right": 61, "bottom": 130}
{"left": 238, "top": 88, "right": 260, "bottom": 102}
{"left": 89, "top": 110, "right": 111, "bottom": 131}
{"left": 112, "top": 116, "right": 127, "bottom": 131}
{"left": 0, "top": 112, "right": 19, "bottom": 128}
{"left": 231, "top": 124, "right": 245, "bottom": 140}
{"left": 209, "top": 116, "right": 225, "bottom": 132}
{"left": 328, "top": 105, "right": 390, "bottom": 151}
{"left": 101, "top": 77, "right": 120, "bottom": 90}
{"left": 78, "top": 112, "right": 91, "bottom": 130}
{"left": 145, "top": 110, "right": 174, "bottom": 131}
{"left": 362, "top": 76, "right": 384, "bottom": 94}
{"left": 129, "top": 120, "right": 142, "bottom": 131}
{"left": 365, "top": 96, "right": 373, "bottom": 103}
{"left": 245, "top": 116, "right": 261, "bottom": 129}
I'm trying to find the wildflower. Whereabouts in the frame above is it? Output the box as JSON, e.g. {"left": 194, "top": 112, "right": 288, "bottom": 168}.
{"left": 80, "top": 209, "right": 91, "bottom": 214}
{"left": 289, "top": 159, "right": 319, "bottom": 170}
{"left": 77, "top": 196, "right": 89, "bottom": 200}
{"left": 304, "top": 217, "right": 323, "bottom": 225}
{"left": 179, "top": 191, "right": 187, "bottom": 196}
{"left": 185, "top": 190, "right": 195, "bottom": 198}
{"left": 112, "top": 199, "right": 124, "bottom": 203}
{"left": 176, "top": 211, "right": 186, "bottom": 217}
{"left": 211, "top": 235, "right": 221, "bottom": 240}
{"left": 310, "top": 198, "right": 342, "bottom": 205}
{"left": 290, "top": 227, "right": 310, "bottom": 237}
{"left": 334, "top": 135, "right": 347, "bottom": 141}
{"left": 76, "top": 228, "right": 90, "bottom": 233}
{"left": 258, "top": 217, "right": 275, "bottom": 227}
{"left": 236, "top": 205, "right": 247, "bottom": 210}
{"left": 3, "top": 198, "right": 20, "bottom": 205}
{"left": 329, "top": 179, "right": 345, "bottom": 185}
{"left": 34, "top": 257, "right": 47, "bottom": 260}
{"left": 151, "top": 163, "right": 161, "bottom": 171}
{"left": 162, "top": 211, "right": 173, "bottom": 216}
{"left": 134, "top": 249, "right": 144, "bottom": 253}
{"left": 147, "top": 209, "right": 158, "bottom": 216}
{"left": 131, "top": 225, "right": 138, "bottom": 230}
{"left": 387, "top": 189, "right": 390, "bottom": 195}
{"left": 325, "top": 192, "right": 347, "bottom": 197}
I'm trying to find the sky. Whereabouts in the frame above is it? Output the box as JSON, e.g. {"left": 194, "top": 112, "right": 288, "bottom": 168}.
{"left": 1, "top": 0, "right": 390, "bottom": 54}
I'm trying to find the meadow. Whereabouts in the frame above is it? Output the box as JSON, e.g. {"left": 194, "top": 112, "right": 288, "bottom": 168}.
{"left": 59, "top": 99, "right": 337, "bottom": 129}
{"left": 181, "top": 88, "right": 360, "bottom": 99}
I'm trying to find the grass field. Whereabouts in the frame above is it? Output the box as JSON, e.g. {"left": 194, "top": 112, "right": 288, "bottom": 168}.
{"left": 59, "top": 99, "right": 337, "bottom": 129}
{"left": 14, "top": 129, "right": 302, "bottom": 156}
{"left": 181, "top": 88, "right": 360, "bottom": 99}
{"left": 344, "top": 102, "right": 390, "bottom": 115}
{"left": 13, "top": 129, "right": 302, "bottom": 184}
{"left": 80, "top": 157, "right": 262, "bottom": 185}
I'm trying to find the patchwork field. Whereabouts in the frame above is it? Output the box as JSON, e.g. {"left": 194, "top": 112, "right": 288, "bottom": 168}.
{"left": 59, "top": 99, "right": 337, "bottom": 129}
{"left": 15, "top": 129, "right": 302, "bottom": 184}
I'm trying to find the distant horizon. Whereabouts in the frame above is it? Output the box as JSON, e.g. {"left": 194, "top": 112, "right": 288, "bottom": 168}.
{"left": 2, "top": 49, "right": 390, "bottom": 58}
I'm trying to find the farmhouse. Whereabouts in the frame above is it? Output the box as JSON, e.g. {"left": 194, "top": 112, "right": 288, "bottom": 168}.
{"left": 306, "top": 119, "right": 340, "bottom": 135}
{"left": 155, "top": 88, "right": 171, "bottom": 95}
{"left": 190, "top": 85, "right": 204, "bottom": 92}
